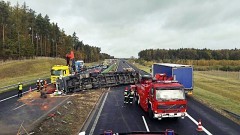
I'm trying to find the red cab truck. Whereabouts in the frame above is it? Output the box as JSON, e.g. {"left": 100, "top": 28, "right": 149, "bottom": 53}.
{"left": 135, "top": 74, "right": 187, "bottom": 120}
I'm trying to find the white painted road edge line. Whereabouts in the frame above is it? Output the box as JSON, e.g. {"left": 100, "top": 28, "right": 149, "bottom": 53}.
{"left": 0, "top": 87, "right": 37, "bottom": 103}
{"left": 142, "top": 116, "right": 150, "bottom": 132}
{"left": 32, "top": 96, "right": 70, "bottom": 125}
{"left": 186, "top": 113, "right": 213, "bottom": 135}
{"left": 89, "top": 88, "right": 109, "bottom": 135}
{"left": 12, "top": 99, "right": 35, "bottom": 111}
{"left": 12, "top": 103, "right": 26, "bottom": 110}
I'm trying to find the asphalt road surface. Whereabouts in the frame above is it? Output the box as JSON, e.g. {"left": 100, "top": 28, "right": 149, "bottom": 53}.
{"left": 83, "top": 60, "right": 240, "bottom": 135}
{"left": 0, "top": 79, "right": 70, "bottom": 134}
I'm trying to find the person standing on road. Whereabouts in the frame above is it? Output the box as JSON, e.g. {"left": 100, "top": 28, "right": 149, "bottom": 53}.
{"left": 36, "top": 79, "right": 40, "bottom": 91}
{"left": 43, "top": 80, "right": 47, "bottom": 90}
{"left": 124, "top": 86, "right": 130, "bottom": 104}
{"left": 18, "top": 82, "right": 23, "bottom": 97}
{"left": 129, "top": 88, "right": 135, "bottom": 104}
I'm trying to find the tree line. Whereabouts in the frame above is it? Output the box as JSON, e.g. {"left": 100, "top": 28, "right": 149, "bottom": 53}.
{"left": 0, "top": 1, "right": 112, "bottom": 62}
{"left": 138, "top": 48, "right": 240, "bottom": 61}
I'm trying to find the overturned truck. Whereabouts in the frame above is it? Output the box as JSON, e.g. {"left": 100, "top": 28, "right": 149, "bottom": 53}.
{"left": 56, "top": 71, "right": 139, "bottom": 93}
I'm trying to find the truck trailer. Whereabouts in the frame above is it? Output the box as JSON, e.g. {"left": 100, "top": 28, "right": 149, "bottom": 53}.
{"left": 152, "top": 63, "right": 193, "bottom": 94}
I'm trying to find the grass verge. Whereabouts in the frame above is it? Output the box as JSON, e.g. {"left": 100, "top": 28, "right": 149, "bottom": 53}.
{"left": 0, "top": 57, "right": 65, "bottom": 88}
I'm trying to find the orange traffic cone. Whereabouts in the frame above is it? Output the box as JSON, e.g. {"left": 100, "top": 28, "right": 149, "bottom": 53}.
{"left": 29, "top": 87, "right": 32, "bottom": 92}
{"left": 196, "top": 119, "right": 203, "bottom": 132}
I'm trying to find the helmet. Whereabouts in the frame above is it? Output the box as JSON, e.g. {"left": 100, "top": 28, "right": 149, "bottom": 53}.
{"left": 125, "top": 86, "right": 128, "bottom": 90}
{"left": 37, "top": 80, "right": 39, "bottom": 82}
{"left": 18, "top": 82, "right": 20, "bottom": 84}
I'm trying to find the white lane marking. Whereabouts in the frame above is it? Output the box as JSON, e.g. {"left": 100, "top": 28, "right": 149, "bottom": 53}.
{"left": 126, "top": 62, "right": 135, "bottom": 72}
{"left": 0, "top": 87, "right": 37, "bottom": 103}
{"left": 89, "top": 88, "right": 109, "bottom": 135}
{"left": 12, "top": 99, "right": 35, "bottom": 111}
{"left": 32, "top": 96, "right": 70, "bottom": 125}
{"left": 186, "top": 113, "right": 213, "bottom": 135}
{"left": 12, "top": 103, "right": 26, "bottom": 110}
{"left": 142, "top": 116, "right": 150, "bottom": 132}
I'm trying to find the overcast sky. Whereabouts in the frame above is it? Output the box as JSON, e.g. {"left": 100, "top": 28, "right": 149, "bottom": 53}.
{"left": 7, "top": 0, "right": 240, "bottom": 58}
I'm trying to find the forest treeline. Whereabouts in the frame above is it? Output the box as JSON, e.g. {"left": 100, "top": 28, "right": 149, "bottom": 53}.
{"left": 0, "top": 1, "right": 112, "bottom": 62}
{"left": 138, "top": 48, "right": 240, "bottom": 61}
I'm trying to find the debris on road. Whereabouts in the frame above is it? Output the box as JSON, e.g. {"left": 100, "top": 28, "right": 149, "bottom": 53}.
{"left": 31, "top": 89, "right": 103, "bottom": 135}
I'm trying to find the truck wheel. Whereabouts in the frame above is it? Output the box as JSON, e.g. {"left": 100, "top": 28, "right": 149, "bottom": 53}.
{"left": 135, "top": 95, "right": 139, "bottom": 105}
{"left": 148, "top": 107, "right": 154, "bottom": 119}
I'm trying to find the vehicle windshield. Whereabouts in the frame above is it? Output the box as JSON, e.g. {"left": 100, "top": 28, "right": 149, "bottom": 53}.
{"left": 51, "top": 70, "right": 62, "bottom": 76}
{"left": 156, "top": 89, "right": 185, "bottom": 100}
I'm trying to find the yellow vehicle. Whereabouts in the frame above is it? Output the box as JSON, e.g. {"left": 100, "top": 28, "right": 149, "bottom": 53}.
{"left": 51, "top": 65, "right": 70, "bottom": 83}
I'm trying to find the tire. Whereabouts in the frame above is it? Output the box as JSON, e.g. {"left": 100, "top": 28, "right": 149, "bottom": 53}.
{"left": 137, "top": 96, "right": 140, "bottom": 105}
{"left": 148, "top": 105, "right": 154, "bottom": 119}
{"left": 135, "top": 95, "right": 139, "bottom": 105}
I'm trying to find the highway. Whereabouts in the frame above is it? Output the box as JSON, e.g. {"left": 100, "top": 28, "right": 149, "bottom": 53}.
{"left": 0, "top": 60, "right": 239, "bottom": 135}
{"left": 82, "top": 60, "right": 240, "bottom": 135}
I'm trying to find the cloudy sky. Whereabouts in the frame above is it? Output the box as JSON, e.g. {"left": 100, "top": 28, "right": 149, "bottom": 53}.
{"left": 7, "top": 0, "right": 240, "bottom": 58}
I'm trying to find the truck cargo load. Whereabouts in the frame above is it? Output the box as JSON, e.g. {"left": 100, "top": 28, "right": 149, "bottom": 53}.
{"left": 152, "top": 63, "right": 193, "bottom": 93}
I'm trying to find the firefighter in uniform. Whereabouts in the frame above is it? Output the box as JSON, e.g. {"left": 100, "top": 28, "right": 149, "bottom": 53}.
{"left": 43, "top": 80, "right": 47, "bottom": 90}
{"left": 124, "top": 86, "right": 130, "bottom": 104}
{"left": 129, "top": 87, "right": 135, "bottom": 104}
{"left": 40, "top": 80, "right": 44, "bottom": 90}
{"left": 36, "top": 79, "right": 40, "bottom": 91}
{"left": 18, "top": 82, "right": 23, "bottom": 97}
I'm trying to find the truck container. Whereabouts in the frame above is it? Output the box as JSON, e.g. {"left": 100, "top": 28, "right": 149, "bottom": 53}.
{"left": 152, "top": 63, "right": 193, "bottom": 93}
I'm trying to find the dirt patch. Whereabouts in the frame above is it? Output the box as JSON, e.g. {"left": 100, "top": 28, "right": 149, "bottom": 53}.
{"left": 29, "top": 89, "right": 103, "bottom": 135}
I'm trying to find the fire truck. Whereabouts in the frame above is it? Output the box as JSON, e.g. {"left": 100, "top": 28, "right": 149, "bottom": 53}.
{"left": 134, "top": 73, "right": 187, "bottom": 120}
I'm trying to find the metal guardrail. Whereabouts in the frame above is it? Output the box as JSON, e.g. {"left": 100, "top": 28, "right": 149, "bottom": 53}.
{"left": 0, "top": 77, "right": 49, "bottom": 92}
{"left": 222, "top": 109, "right": 240, "bottom": 120}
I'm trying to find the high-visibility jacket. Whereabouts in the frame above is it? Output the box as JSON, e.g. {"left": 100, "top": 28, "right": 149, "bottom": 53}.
{"left": 18, "top": 84, "right": 23, "bottom": 91}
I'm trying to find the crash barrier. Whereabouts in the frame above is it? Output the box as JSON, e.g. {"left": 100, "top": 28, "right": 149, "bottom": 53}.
{"left": 0, "top": 77, "right": 49, "bottom": 92}
{"left": 56, "top": 71, "right": 139, "bottom": 93}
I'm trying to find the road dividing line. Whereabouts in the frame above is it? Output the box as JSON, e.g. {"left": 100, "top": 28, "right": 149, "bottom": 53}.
{"left": 142, "top": 116, "right": 150, "bottom": 132}
{"left": 0, "top": 88, "right": 37, "bottom": 103}
{"left": 186, "top": 113, "right": 213, "bottom": 135}
{"left": 32, "top": 96, "right": 70, "bottom": 125}
{"left": 12, "top": 103, "right": 26, "bottom": 110}
{"left": 89, "top": 90, "right": 109, "bottom": 135}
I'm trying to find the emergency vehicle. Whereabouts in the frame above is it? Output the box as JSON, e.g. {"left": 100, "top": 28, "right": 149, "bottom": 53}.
{"left": 135, "top": 74, "right": 187, "bottom": 120}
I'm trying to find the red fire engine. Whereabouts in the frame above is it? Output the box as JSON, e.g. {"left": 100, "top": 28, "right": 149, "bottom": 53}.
{"left": 134, "top": 74, "right": 187, "bottom": 120}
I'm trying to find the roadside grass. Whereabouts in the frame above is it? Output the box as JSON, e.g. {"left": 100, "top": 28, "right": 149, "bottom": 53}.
{"left": 133, "top": 63, "right": 240, "bottom": 124}
{"left": 0, "top": 57, "right": 65, "bottom": 89}
{"left": 132, "top": 62, "right": 151, "bottom": 73}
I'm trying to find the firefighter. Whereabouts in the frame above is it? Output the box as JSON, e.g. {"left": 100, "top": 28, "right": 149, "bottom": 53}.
{"left": 43, "top": 80, "right": 47, "bottom": 90}
{"left": 124, "top": 86, "right": 130, "bottom": 104}
{"left": 18, "top": 82, "right": 23, "bottom": 97}
{"left": 129, "top": 87, "right": 135, "bottom": 104}
{"left": 36, "top": 79, "right": 40, "bottom": 91}
{"left": 40, "top": 79, "right": 44, "bottom": 90}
